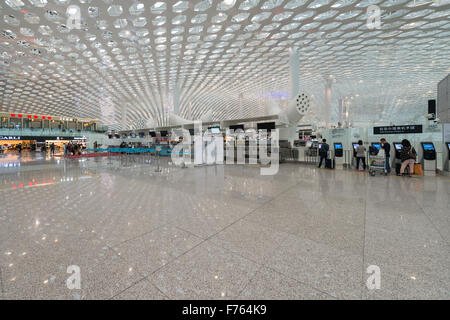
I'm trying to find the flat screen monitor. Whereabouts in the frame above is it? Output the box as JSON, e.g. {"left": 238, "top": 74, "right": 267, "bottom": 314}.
{"left": 160, "top": 130, "right": 168, "bottom": 137}
{"left": 372, "top": 143, "right": 381, "bottom": 150}
{"left": 318, "top": 143, "right": 323, "bottom": 149}
{"left": 130, "top": 133, "right": 136, "bottom": 138}
{"left": 209, "top": 127, "right": 220, "bottom": 134}
{"left": 334, "top": 143, "right": 343, "bottom": 150}
{"left": 394, "top": 143, "right": 402, "bottom": 151}
{"left": 149, "top": 131, "right": 156, "bottom": 137}
{"left": 352, "top": 143, "right": 359, "bottom": 151}
{"left": 257, "top": 122, "right": 276, "bottom": 131}
{"left": 189, "top": 129, "right": 195, "bottom": 136}
{"left": 229, "top": 124, "right": 244, "bottom": 131}
{"left": 138, "top": 132, "right": 145, "bottom": 138}
{"left": 447, "top": 142, "right": 450, "bottom": 150}
{"left": 422, "top": 143, "right": 435, "bottom": 151}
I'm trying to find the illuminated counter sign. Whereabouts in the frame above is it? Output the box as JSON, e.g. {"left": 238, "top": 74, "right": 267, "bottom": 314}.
{"left": 373, "top": 125, "right": 423, "bottom": 135}
{"left": 0, "top": 136, "right": 21, "bottom": 140}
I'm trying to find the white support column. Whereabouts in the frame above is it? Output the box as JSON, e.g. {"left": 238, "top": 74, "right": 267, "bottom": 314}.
{"left": 325, "top": 78, "right": 333, "bottom": 129}
{"left": 338, "top": 98, "right": 344, "bottom": 126}
{"left": 121, "top": 104, "right": 127, "bottom": 131}
{"left": 239, "top": 92, "right": 244, "bottom": 118}
{"left": 173, "top": 82, "right": 180, "bottom": 115}
{"left": 289, "top": 47, "right": 300, "bottom": 99}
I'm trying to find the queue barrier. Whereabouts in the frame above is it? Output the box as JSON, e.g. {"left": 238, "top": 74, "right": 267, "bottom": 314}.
{"left": 86, "top": 148, "right": 193, "bottom": 155}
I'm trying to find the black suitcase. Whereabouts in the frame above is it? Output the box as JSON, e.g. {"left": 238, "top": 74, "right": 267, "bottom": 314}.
{"left": 395, "top": 162, "right": 401, "bottom": 175}
{"left": 325, "top": 158, "right": 334, "bottom": 169}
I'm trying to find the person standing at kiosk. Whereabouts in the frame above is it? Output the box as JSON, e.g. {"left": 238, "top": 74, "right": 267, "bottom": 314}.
{"left": 317, "top": 139, "right": 329, "bottom": 168}
{"left": 399, "top": 139, "right": 416, "bottom": 177}
{"left": 380, "top": 138, "right": 391, "bottom": 175}
{"left": 355, "top": 140, "right": 366, "bottom": 172}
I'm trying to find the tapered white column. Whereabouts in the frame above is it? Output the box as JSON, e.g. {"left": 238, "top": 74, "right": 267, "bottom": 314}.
{"left": 325, "top": 78, "right": 333, "bottom": 128}
{"left": 338, "top": 98, "right": 344, "bottom": 126}
{"left": 121, "top": 104, "right": 127, "bottom": 131}
{"left": 173, "top": 82, "right": 180, "bottom": 115}
{"left": 289, "top": 47, "right": 300, "bottom": 99}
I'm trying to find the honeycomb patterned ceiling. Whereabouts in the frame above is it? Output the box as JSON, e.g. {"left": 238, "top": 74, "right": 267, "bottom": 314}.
{"left": 1, "top": 0, "right": 449, "bottom": 130}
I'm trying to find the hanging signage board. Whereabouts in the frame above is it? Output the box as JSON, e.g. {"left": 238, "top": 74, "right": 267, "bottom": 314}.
{"left": 0, "top": 136, "right": 21, "bottom": 140}
{"left": 373, "top": 125, "right": 422, "bottom": 135}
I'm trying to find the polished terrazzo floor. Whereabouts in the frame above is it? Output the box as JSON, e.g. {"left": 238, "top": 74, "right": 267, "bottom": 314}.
{"left": 0, "top": 152, "right": 449, "bottom": 300}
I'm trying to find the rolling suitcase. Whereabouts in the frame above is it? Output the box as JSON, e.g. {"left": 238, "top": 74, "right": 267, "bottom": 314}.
{"left": 325, "top": 158, "right": 334, "bottom": 169}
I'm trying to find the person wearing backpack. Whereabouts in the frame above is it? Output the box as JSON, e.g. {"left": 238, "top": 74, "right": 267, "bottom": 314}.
{"left": 399, "top": 139, "right": 416, "bottom": 177}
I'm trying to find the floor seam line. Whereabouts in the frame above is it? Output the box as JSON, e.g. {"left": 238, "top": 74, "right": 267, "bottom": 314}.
{"left": 0, "top": 266, "right": 4, "bottom": 296}
{"left": 415, "top": 202, "right": 450, "bottom": 248}
{"left": 109, "top": 276, "right": 148, "bottom": 300}
{"left": 361, "top": 177, "right": 368, "bottom": 300}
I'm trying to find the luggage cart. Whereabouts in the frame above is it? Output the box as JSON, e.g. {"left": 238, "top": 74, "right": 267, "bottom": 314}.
{"left": 368, "top": 154, "right": 386, "bottom": 176}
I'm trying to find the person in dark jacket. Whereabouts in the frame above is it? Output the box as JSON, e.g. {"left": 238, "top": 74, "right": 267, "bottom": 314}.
{"left": 380, "top": 138, "right": 391, "bottom": 175}
{"left": 317, "top": 139, "right": 329, "bottom": 168}
{"left": 399, "top": 139, "right": 416, "bottom": 177}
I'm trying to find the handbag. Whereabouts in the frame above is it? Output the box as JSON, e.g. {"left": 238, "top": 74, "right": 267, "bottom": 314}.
{"left": 408, "top": 147, "right": 417, "bottom": 161}
{"left": 414, "top": 163, "right": 423, "bottom": 175}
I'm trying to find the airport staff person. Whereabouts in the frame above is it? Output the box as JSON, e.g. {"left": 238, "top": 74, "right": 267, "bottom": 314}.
{"left": 380, "top": 138, "right": 391, "bottom": 175}
{"left": 317, "top": 139, "right": 329, "bottom": 168}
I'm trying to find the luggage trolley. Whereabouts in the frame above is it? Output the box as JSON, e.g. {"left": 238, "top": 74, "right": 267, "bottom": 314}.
{"left": 368, "top": 153, "right": 386, "bottom": 176}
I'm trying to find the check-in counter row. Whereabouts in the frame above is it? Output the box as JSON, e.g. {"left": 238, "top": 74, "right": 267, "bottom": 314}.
{"left": 331, "top": 141, "right": 450, "bottom": 175}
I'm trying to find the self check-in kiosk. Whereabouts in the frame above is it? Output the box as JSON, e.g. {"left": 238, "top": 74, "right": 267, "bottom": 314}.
{"left": 352, "top": 143, "right": 359, "bottom": 155}
{"left": 444, "top": 142, "right": 450, "bottom": 172}
{"left": 393, "top": 142, "right": 403, "bottom": 159}
{"left": 392, "top": 142, "right": 403, "bottom": 175}
{"left": 352, "top": 143, "right": 359, "bottom": 168}
{"left": 371, "top": 142, "right": 382, "bottom": 151}
{"left": 420, "top": 142, "right": 436, "bottom": 176}
{"left": 334, "top": 143, "right": 343, "bottom": 157}
{"left": 334, "top": 143, "right": 344, "bottom": 169}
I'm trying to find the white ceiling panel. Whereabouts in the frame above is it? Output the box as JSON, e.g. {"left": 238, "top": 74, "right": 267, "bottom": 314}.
{"left": 0, "top": 0, "right": 449, "bottom": 129}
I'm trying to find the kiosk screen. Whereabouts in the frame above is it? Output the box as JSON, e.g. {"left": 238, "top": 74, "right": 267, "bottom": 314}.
{"left": 394, "top": 143, "right": 402, "bottom": 151}
{"left": 423, "top": 143, "right": 435, "bottom": 151}
{"left": 352, "top": 143, "right": 359, "bottom": 151}
{"left": 447, "top": 143, "right": 450, "bottom": 150}
{"left": 372, "top": 143, "right": 381, "bottom": 150}
{"left": 334, "top": 143, "right": 343, "bottom": 150}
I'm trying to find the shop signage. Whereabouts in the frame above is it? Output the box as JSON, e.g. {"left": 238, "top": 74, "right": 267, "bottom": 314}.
{"left": 0, "top": 136, "right": 85, "bottom": 142}
{"left": 373, "top": 125, "right": 422, "bottom": 135}
{"left": 0, "top": 136, "right": 21, "bottom": 140}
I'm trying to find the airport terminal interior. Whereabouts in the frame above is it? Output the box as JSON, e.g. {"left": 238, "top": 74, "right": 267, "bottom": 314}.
{"left": 0, "top": 0, "right": 449, "bottom": 300}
